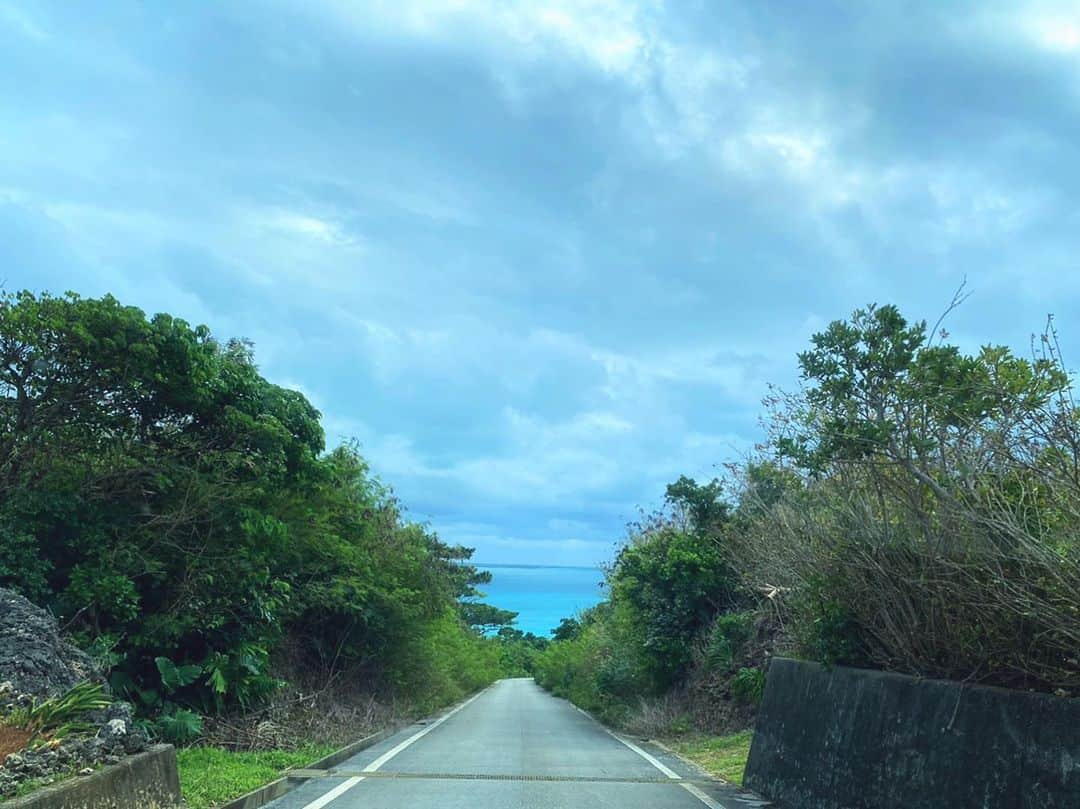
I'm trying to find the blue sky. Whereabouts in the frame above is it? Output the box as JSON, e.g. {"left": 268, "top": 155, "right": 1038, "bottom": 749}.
{"left": 3, "top": 1, "right": 1080, "bottom": 566}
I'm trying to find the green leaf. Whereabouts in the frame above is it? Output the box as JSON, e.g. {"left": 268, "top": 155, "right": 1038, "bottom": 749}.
{"left": 138, "top": 688, "right": 161, "bottom": 708}
{"left": 208, "top": 668, "right": 228, "bottom": 695}
{"left": 156, "top": 656, "right": 202, "bottom": 692}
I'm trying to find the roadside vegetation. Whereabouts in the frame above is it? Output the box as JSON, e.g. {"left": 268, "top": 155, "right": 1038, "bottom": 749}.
{"left": 176, "top": 744, "right": 335, "bottom": 809}
{"left": 536, "top": 299, "right": 1080, "bottom": 781}
{"left": 667, "top": 730, "right": 753, "bottom": 786}
{"left": 0, "top": 290, "right": 544, "bottom": 804}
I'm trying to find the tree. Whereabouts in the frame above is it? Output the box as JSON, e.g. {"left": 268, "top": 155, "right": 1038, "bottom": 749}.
{"left": 0, "top": 290, "right": 509, "bottom": 713}
{"left": 460, "top": 602, "right": 519, "bottom": 634}
{"left": 551, "top": 617, "right": 581, "bottom": 642}
{"left": 609, "top": 503, "right": 738, "bottom": 689}
{"left": 665, "top": 475, "right": 729, "bottom": 535}
{"left": 785, "top": 303, "right": 1068, "bottom": 489}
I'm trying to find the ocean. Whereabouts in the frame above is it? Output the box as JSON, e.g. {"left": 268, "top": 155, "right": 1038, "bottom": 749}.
{"left": 473, "top": 564, "right": 606, "bottom": 636}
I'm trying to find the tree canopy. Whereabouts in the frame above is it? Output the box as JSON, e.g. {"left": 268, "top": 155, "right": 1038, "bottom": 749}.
{"left": 0, "top": 290, "right": 506, "bottom": 729}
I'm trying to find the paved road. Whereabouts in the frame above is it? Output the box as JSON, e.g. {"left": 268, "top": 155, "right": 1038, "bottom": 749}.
{"left": 264, "top": 678, "right": 767, "bottom": 809}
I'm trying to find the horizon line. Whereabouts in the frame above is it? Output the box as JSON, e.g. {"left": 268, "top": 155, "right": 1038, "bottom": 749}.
{"left": 474, "top": 562, "right": 605, "bottom": 571}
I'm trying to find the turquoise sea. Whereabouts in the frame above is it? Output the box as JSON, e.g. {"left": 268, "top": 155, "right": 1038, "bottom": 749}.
{"left": 474, "top": 565, "right": 606, "bottom": 636}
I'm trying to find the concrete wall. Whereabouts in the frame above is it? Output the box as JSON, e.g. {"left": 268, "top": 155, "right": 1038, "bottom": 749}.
{"left": 5, "top": 745, "right": 180, "bottom": 809}
{"left": 744, "top": 658, "right": 1080, "bottom": 809}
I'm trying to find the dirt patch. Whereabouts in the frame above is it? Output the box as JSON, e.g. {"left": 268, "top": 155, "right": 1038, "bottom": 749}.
{"left": 0, "top": 727, "right": 32, "bottom": 765}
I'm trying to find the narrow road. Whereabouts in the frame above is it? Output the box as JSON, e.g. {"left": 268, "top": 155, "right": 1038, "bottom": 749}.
{"left": 264, "top": 678, "right": 767, "bottom": 809}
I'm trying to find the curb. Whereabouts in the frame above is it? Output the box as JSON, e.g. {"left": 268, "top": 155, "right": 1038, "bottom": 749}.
{"left": 3, "top": 744, "right": 181, "bottom": 809}
{"left": 215, "top": 683, "right": 497, "bottom": 809}
{"left": 215, "top": 727, "right": 400, "bottom": 809}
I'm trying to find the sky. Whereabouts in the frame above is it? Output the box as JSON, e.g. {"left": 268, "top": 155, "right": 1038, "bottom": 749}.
{"left": 3, "top": 1, "right": 1080, "bottom": 567}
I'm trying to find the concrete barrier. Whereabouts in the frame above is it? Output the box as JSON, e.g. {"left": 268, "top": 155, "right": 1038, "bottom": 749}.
{"left": 744, "top": 658, "right": 1080, "bottom": 809}
{"left": 4, "top": 744, "right": 181, "bottom": 809}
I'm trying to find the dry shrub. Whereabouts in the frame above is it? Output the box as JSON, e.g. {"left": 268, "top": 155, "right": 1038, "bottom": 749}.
{"left": 731, "top": 470, "right": 1080, "bottom": 694}
{"left": 0, "top": 727, "right": 32, "bottom": 764}
{"left": 727, "top": 306, "right": 1080, "bottom": 695}
{"left": 620, "top": 690, "right": 692, "bottom": 738}
{"left": 199, "top": 635, "right": 404, "bottom": 751}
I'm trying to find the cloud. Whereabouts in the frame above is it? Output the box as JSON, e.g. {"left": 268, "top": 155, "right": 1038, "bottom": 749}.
{"left": 320, "top": 0, "right": 651, "bottom": 74}
{"left": 3, "top": 0, "right": 1080, "bottom": 566}
{"left": 261, "top": 210, "right": 358, "bottom": 246}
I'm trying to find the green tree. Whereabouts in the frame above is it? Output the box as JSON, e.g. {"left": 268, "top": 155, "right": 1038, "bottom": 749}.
{"left": 551, "top": 617, "right": 581, "bottom": 642}
{"left": 460, "top": 602, "right": 519, "bottom": 634}
{"left": 0, "top": 290, "right": 507, "bottom": 715}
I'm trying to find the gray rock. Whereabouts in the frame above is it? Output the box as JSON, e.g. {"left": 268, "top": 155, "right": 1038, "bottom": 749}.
{"left": 0, "top": 588, "right": 150, "bottom": 797}
{"left": 0, "top": 588, "right": 101, "bottom": 698}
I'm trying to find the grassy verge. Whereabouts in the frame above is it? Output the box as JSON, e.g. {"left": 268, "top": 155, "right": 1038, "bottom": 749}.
{"left": 177, "top": 744, "right": 337, "bottom": 809}
{"left": 665, "top": 730, "right": 753, "bottom": 786}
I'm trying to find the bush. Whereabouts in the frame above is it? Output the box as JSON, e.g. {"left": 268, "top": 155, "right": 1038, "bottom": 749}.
{"left": 731, "top": 304, "right": 1080, "bottom": 693}
{"left": 533, "top": 611, "right": 642, "bottom": 722}
{"left": 729, "top": 668, "right": 765, "bottom": 705}
{"left": 608, "top": 483, "right": 741, "bottom": 690}
{"left": 153, "top": 708, "right": 204, "bottom": 745}
{"left": 535, "top": 476, "right": 750, "bottom": 724}
{"left": 704, "top": 612, "right": 755, "bottom": 671}
{"left": 386, "top": 610, "right": 502, "bottom": 713}
{"left": 3, "top": 682, "right": 112, "bottom": 742}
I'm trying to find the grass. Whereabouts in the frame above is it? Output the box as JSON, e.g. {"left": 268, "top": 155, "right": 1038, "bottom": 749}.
{"left": 666, "top": 730, "right": 753, "bottom": 786}
{"left": 177, "top": 744, "right": 337, "bottom": 809}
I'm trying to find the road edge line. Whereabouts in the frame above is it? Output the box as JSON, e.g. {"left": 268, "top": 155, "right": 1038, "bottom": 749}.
{"left": 299, "top": 776, "right": 365, "bottom": 809}
{"left": 296, "top": 681, "right": 496, "bottom": 809}
{"left": 603, "top": 731, "right": 682, "bottom": 780}
{"left": 679, "top": 781, "right": 729, "bottom": 809}
{"left": 571, "top": 701, "right": 733, "bottom": 809}
{"left": 361, "top": 687, "right": 490, "bottom": 772}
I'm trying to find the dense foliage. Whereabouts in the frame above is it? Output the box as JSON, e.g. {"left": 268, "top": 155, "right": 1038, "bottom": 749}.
{"left": 0, "top": 291, "right": 506, "bottom": 737}
{"left": 537, "top": 301, "right": 1080, "bottom": 729}
{"left": 534, "top": 477, "right": 747, "bottom": 722}
{"left": 743, "top": 304, "right": 1080, "bottom": 691}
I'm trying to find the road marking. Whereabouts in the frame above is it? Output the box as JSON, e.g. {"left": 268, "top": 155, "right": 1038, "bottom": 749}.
{"left": 598, "top": 720, "right": 729, "bottom": 809}
{"left": 290, "top": 769, "right": 721, "bottom": 784}
{"left": 361, "top": 688, "right": 487, "bottom": 772}
{"left": 605, "top": 731, "right": 682, "bottom": 779}
{"left": 297, "top": 685, "right": 491, "bottom": 808}
{"left": 679, "top": 781, "right": 729, "bottom": 809}
{"left": 299, "top": 777, "right": 364, "bottom": 809}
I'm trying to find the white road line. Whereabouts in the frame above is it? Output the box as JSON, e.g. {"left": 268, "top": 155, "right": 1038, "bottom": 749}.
{"left": 604, "top": 730, "right": 682, "bottom": 780}
{"left": 679, "top": 781, "right": 729, "bottom": 809}
{"left": 297, "top": 684, "right": 492, "bottom": 808}
{"left": 601, "top": 722, "right": 729, "bottom": 809}
{"left": 299, "top": 777, "right": 365, "bottom": 809}
{"left": 361, "top": 688, "right": 488, "bottom": 772}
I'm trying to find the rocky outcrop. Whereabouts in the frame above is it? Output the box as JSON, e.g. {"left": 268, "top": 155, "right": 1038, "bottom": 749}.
{"left": 0, "top": 588, "right": 149, "bottom": 798}
{"left": 0, "top": 588, "right": 100, "bottom": 697}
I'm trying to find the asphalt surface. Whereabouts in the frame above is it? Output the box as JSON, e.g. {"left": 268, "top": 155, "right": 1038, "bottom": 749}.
{"left": 263, "top": 678, "right": 769, "bottom": 809}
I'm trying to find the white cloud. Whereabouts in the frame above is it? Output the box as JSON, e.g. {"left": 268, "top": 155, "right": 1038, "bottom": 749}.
{"left": 435, "top": 522, "right": 612, "bottom": 565}
{"left": 10, "top": 0, "right": 1080, "bottom": 569}
{"left": 1031, "top": 17, "right": 1080, "bottom": 52}
{"left": 258, "top": 209, "right": 360, "bottom": 247}
{"left": 325, "top": 0, "right": 651, "bottom": 76}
